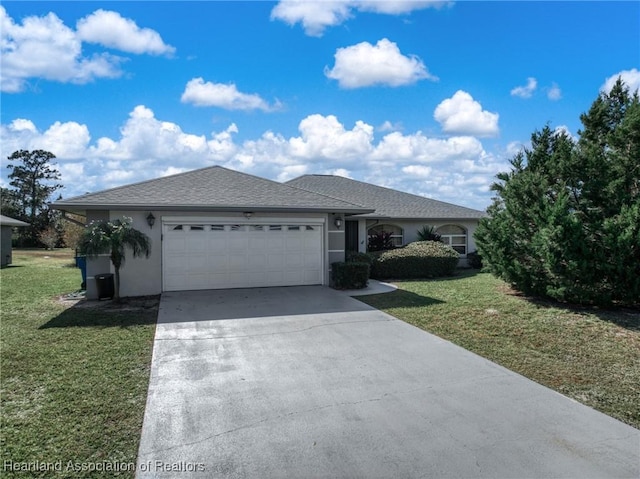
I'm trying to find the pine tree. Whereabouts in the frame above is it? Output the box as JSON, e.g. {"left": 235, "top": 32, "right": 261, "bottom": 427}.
{"left": 475, "top": 80, "right": 640, "bottom": 306}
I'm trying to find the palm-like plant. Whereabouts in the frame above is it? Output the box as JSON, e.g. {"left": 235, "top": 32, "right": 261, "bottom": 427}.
{"left": 416, "top": 225, "right": 442, "bottom": 242}
{"left": 79, "top": 217, "right": 151, "bottom": 301}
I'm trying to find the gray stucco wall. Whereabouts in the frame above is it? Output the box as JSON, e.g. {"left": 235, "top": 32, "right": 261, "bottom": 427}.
{"left": 328, "top": 214, "right": 346, "bottom": 279}
{"left": 1, "top": 226, "right": 13, "bottom": 267}
{"left": 86, "top": 210, "right": 332, "bottom": 299}
{"left": 84, "top": 210, "right": 111, "bottom": 299}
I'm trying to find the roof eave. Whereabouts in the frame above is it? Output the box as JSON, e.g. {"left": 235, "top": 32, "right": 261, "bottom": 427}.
{"left": 50, "top": 202, "right": 374, "bottom": 215}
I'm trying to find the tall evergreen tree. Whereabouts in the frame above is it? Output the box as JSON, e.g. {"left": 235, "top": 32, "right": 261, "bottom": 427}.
{"left": 475, "top": 80, "right": 640, "bottom": 306}
{"left": 5, "top": 149, "right": 62, "bottom": 245}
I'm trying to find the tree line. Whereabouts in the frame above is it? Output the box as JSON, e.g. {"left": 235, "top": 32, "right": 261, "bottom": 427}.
{"left": 1, "top": 149, "right": 84, "bottom": 249}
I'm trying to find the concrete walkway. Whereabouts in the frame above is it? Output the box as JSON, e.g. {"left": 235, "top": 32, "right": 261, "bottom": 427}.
{"left": 137, "top": 286, "right": 639, "bottom": 478}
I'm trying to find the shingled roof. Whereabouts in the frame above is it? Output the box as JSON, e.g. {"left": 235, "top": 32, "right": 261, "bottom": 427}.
{"left": 52, "top": 166, "right": 372, "bottom": 214}
{"left": 286, "top": 175, "right": 485, "bottom": 219}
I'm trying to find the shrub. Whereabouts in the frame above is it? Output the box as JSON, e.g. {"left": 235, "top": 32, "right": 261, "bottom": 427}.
{"left": 38, "top": 226, "right": 59, "bottom": 250}
{"left": 416, "top": 225, "right": 442, "bottom": 242}
{"left": 370, "top": 241, "right": 459, "bottom": 280}
{"left": 475, "top": 80, "right": 640, "bottom": 306}
{"left": 466, "top": 250, "right": 483, "bottom": 269}
{"left": 332, "top": 262, "right": 370, "bottom": 289}
{"left": 345, "top": 251, "right": 375, "bottom": 265}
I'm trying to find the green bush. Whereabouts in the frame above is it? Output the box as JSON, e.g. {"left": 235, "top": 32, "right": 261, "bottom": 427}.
{"left": 475, "top": 80, "right": 640, "bottom": 306}
{"left": 345, "top": 251, "right": 375, "bottom": 265}
{"left": 332, "top": 262, "right": 370, "bottom": 289}
{"left": 467, "top": 250, "right": 483, "bottom": 269}
{"left": 370, "top": 241, "right": 459, "bottom": 279}
{"left": 416, "top": 225, "right": 442, "bottom": 242}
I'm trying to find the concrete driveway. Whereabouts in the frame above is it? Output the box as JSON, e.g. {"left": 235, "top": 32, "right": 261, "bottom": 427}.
{"left": 137, "top": 286, "right": 639, "bottom": 478}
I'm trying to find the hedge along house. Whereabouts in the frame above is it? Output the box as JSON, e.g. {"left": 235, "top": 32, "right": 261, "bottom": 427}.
{"left": 51, "top": 166, "right": 372, "bottom": 299}
{"left": 286, "top": 175, "right": 486, "bottom": 263}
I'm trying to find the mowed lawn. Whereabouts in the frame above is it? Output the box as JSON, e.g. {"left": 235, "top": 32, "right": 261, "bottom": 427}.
{"left": 359, "top": 271, "right": 640, "bottom": 429}
{"left": 1, "top": 250, "right": 157, "bottom": 478}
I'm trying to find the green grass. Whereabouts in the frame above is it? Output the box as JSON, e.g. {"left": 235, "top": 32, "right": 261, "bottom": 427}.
{"left": 359, "top": 271, "right": 640, "bottom": 429}
{"left": 1, "top": 249, "right": 157, "bottom": 478}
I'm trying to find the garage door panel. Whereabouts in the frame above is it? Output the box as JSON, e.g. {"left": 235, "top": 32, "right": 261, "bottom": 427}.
{"left": 163, "top": 221, "right": 323, "bottom": 291}
{"left": 265, "top": 237, "right": 284, "bottom": 250}
{"left": 286, "top": 254, "right": 303, "bottom": 267}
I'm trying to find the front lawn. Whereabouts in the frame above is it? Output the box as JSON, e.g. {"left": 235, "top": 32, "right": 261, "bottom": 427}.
{"left": 359, "top": 271, "right": 640, "bottom": 429}
{"left": 1, "top": 249, "right": 158, "bottom": 478}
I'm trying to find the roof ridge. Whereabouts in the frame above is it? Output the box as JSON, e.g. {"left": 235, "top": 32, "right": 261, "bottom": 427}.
{"left": 285, "top": 181, "right": 368, "bottom": 209}
{"left": 290, "top": 174, "right": 485, "bottom": 214}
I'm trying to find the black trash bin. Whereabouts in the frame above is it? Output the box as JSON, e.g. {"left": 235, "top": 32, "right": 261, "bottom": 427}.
{"left": 95, "top": 273, "right": 115, "bottom": 300}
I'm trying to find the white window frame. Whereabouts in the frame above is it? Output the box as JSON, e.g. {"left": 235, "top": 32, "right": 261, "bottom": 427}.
{"left": 436, "top": 224, "right": 467, "bottom": 256}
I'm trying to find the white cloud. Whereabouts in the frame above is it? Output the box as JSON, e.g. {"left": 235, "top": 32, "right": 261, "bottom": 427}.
{"left": 356, "top": 1, "right": 449, "bottom": 14}
{"left": 181, "top": 78, "right": 278, "bottom": 111}
{"left": 76, "top": 9, "right": 175, "bottom": 56}
{"left": 1, "top": 108, "right": 505, "bottom": 209}
{"left": 271, "top": 0, "right": 352, "bottom": 37}
{"left": 325, "top": 38, "right": 436, "bottom": 89}
{"left": 434, "top": 90, "right": 499, "bottom": 137}
{"left": 601, "top": 68, "right": 640, "bottom": 94}
{"left": 0, "top": 6, "right": 123, "bottom": 92}
{"left": 402, "top": 165, "right": 432, "bottom": 178}
{"left": 547, "top": 82, "right": 562, "bottom": 101}
{"left": 289, "top": 114, "right": 374, "bottom": 160}
{"left": 510, "top": 77, "right": 537, "bottom": 99}
{"left": 271, "top": 0, "right": 448, "bottom": 36}
{"left": 0, "top": 6, "right": 174, "bottom": 93}
{"left": 0, "top": 119, "right": 90, "bottom": 159}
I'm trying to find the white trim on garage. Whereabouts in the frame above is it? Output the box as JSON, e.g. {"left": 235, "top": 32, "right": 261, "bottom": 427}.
{"left": 161, "top": 216, "right": 326, "bottom": 291}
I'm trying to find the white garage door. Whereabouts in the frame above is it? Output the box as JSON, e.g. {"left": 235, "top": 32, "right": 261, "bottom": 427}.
{"left": 162, "top": 220, "right": 324, "bottom": 291}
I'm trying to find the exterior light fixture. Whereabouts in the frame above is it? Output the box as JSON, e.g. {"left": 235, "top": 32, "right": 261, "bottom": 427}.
{"left": 146, "top": 212, "right": 156, "bottom": 229}
{"left": 243, "top": 212, "right": 253, "bottom": 219}
{"left": 334, "top": 216, "right": 343, "bottom": 229}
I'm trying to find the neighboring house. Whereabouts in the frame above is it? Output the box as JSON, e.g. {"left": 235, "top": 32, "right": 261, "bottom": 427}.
{"left": 0, "top": 215, "right": 30, "bottom": 267}
{"left": 51, "top": 166, "right": 485, "bottom": 299}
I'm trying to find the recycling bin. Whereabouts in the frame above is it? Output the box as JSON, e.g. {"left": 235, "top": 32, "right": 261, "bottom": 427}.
{"left": 75, "top": 256, "right": 87, "bottom": 290}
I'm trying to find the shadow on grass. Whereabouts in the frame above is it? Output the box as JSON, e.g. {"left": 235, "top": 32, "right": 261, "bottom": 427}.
{"left": 358, "top": 288, "right": 445, "bottom": 309}
{"left": 371, "top": 269, "right": 481, "bottom": 284}
{"left": 499, "top": 284, "right": 640, "bottom": 332}
{"left": 40, "top": 297, "right": 159, "bottom": 329}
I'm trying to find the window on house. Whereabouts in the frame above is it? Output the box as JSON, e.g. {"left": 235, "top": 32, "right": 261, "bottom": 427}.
{"left": 367, "top": 224, "right": 404, "bottom": 248}
{"left": 436, "top": 224, "right": 467, "bottom": 255}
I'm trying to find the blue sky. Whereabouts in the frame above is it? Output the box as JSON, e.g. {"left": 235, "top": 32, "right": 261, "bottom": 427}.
{"left": 1, "top": 1, "right": 638, "bottom": 210}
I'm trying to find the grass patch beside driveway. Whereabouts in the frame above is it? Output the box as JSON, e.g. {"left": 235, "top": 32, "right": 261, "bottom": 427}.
{"left": 1, "top": 250, "right": 157, "bottom": 478}
{"left": 358, "top": 271, "right": 640, "bottom": 429}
